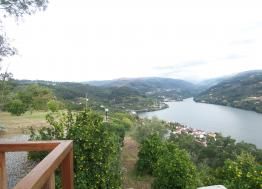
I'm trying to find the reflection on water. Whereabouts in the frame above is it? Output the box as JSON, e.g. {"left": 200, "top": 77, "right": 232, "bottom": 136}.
{"left": 140, "top": 98, "right": 262, "bottom": 148}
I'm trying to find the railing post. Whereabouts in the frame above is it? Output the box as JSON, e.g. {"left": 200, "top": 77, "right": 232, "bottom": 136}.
{"left": 0, "top": 152, "right": 7, "bottom": 189}
{"left": 61, "top": 149, "right": 74, "bottom": 189}
{"left": 42, "top": 173, "right": 55, "bottom": 189}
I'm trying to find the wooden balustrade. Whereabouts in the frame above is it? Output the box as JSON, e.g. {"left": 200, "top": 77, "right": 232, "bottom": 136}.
{"left": 0, "top": 140, "right": 73, "bottom": 189}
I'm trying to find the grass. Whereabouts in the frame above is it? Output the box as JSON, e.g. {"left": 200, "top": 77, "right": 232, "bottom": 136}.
{"left": 121, "top": 136, "right": 154, "bottom": 189}
{"left": 0, "top": 111, "right": 48, "bottom": 134}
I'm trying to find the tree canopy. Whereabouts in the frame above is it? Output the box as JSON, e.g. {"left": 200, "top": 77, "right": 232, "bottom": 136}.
{"left": 0, "top": 0, "right": 49, "bottom": 60}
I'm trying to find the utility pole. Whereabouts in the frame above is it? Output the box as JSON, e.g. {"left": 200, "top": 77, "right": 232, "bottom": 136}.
{"left": 85, "top": 93, "right": 88, "bottom": 110}
{"left": 105, "top": 108, "right": 109, "bottom": 122}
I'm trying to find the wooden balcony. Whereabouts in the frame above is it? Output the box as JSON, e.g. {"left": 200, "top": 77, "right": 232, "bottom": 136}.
{"left": 0, "top": 140, "right": 73, "bottom": 189}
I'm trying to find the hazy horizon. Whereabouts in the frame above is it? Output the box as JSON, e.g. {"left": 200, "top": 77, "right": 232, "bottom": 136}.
{"left": 12, "top": 69, "right": 262, "bottom": 84}
{"left": 2, "top": 0, "right": 262, "bottom": 81}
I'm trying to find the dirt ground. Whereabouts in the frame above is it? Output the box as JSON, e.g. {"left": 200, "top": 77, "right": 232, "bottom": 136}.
{"left": 122, "top": 137, "right": 153, "bottom": 189}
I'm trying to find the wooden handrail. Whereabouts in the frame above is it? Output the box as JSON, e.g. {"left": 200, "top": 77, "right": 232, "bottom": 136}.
{"left": 0, "top": 140, "right": 74, "bottom": 189}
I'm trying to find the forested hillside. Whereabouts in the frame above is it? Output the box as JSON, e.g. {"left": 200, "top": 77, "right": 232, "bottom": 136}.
{"left": 87, "top": 77, "right": 197, "bottom": 100}
{"left": 1, "top": 79, "right": 170, "bottom": 115}
{"left": 194, "top": 70, "right": 262, "bottom": 113}
{"left": 3, "top": 70, "right": 262, "bottom": 115}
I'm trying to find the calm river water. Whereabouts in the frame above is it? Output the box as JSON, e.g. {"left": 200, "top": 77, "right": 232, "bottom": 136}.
{"left": 139, "top": 98, "right": 262, "bottom": 148}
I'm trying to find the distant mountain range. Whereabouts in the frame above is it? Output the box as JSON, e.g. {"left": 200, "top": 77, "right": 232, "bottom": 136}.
{"left": 15, "top": 70, "right": 262, "bottom": 113}
{"left": 87, "top": 70, "right": 262, "bottom": 113}
{"left": 194, "top": 70, "right": 262, "bottom": 113}
{"left": 86, "top": 77, "right": 194, "bottom": 91}
{"left": 86, "top": 77, "right": 197, "bottom": 100}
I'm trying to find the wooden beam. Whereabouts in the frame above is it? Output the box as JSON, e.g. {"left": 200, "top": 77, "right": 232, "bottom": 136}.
{"left": 13, "top": 141, "right": 73, "bottom": 189}
{"left": 61, "top": 149, "right": 74, "bottom": 189}
{"left": 0, "top": 141, "right": 60, "bottom": 152}
{"left": 42, "top": 173, "right": 55, "bottom": 189}
{"left": 0, "top": 152, "right": 7, "bottom": 189}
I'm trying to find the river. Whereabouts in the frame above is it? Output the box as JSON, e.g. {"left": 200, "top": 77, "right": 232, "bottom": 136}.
{"left": 139, "top": 98, "right": 262, "bottom": 148}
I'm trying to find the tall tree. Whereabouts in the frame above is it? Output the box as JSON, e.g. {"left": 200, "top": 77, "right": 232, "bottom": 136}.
{"left": 0, "top": 0, "right": 49, "bottom": 60}
{"left": 0, "top": 66, "right": 12, "bottom": 106}
{"left": 0, "top": 0, "right": 49, "bottom": 108}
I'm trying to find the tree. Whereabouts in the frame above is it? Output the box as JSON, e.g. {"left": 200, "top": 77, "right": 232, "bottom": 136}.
{"left": 133, "top": 117, "right": 167, "bottom": 143}
{"left": 0, "top": 0, "right": 49, "bottom": 110}
{"left": 136, "top": 134, "right": 165, "bottom": 175}
{"left": 0, "top": 0, "right": 49, "bottom": 60}
{"left": 6, "top": 98, "right": 27, "bottom": 115}
{"left": 0, "top": 35, "right": 15, "bottom": 61}
{"left": 0, "top": 67, "right": 13, "bottom": 108}
{"left": 221, "top": 152, "right": 262, "bottom": 189}
{"left": 197, "top": 134, "right": 237, "bottom": 168}
{"left": 68, "top": 111, "right": 121, "bottom": 188}
{"left": 30, "top": 110, "right": 122, "bottom": 189}
{"left": 17, "top": 84, "right": 53, "bottom": 111}
{"left": 47, "top": 99, "right": 61, "bottom": 112}
{"left": 0, "top": 0, "right": 48, "bottom": 17}
{"left": 153, "top": 143, "right": 197, "bottom": 189}
{"left": 169, "top": 133, "right": 204, "bottom": 164}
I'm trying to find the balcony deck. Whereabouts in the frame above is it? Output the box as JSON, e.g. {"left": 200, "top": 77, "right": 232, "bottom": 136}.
{"left": 0, "top": 140, "right": 73, "bottom": 189}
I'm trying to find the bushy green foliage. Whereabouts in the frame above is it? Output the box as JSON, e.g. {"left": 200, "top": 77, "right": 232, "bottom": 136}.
{"left": 198, "top": 135, "right": 238, "bottom": 168}
{"left": 170, "top": 133, "right": 204, "bottom": 164}
{"left": 221, "top": 152, "right": 262, "bottom": 189}
{"left": 109, "top": 113, "right": 134, "bottom": 146}
{"left": 25, "top": 84, "right": 53, "bottom": 110}
{"left": 68, "top": 111, "right": 121, "bottom": 188}
{"left": 195, "top": 164, "right": 218, "bottom": 187}
{"left": 169, "top": 132, "right": 262, "bottom": 187}
{"left": 136, "top": 134, "right": 197, "bottom": 188}
{"left": 136, "top": 134, "right": 165, "bottom": 175}
{"left": 153, "top": 143, "right": 197, "bottom": 189}
{"left": 170, "top": 133, "right": 262, "bottom": 169}
{"left": 30, "top": 110, "right": 123, "bottom": 189}
{"left": 47, "top": 99, "right": 62, "bottom": 112}
{"left": 5, "top": 99, "right": 27, "bottom": 115}
{"left": 132, "top": 117, "right": 168, "bottom": 143}
{"left": 134, "top": 120, "right": 262, "bottom": 189}
{"left": 4, "top": 84, "right": 54, "bottom": 115}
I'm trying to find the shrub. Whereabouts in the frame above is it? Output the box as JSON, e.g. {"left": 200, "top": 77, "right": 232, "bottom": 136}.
{"left": 47, "top": 100, "right": 60, "bottom": 112}
{"left": 221, "top": 152, "right": 262, "bottom": 189}
{"left": 30, "top": 110, "right": 122, "bottom": 189}
{"left": 136, "top": 134, "right": 165, "bottom": 175}
{"left": 6, "top": 99, "right": 27, "bottom": 116}
{"left": 153, "top": 143, "right": 197, "bottom": 189}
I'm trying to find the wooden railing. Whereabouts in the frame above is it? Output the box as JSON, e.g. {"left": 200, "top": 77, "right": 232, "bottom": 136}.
{"left": 0, "top": 140, "right": 73, "bottom": 189}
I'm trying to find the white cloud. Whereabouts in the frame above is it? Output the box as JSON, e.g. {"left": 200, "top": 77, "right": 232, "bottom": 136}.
{"left": 3, "top": 0, "right": 262, "bottom": 81}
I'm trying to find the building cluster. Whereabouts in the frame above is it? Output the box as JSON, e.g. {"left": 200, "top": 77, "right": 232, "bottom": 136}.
{"left": 169, "top": 123, "right": 217, "bottom": 147}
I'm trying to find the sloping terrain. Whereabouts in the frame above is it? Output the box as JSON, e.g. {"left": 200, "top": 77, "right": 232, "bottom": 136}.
{"left": 87, "top": 77, "right": 197, "bottom": 100}
{"left": 194, "top": 70, "right": 262, "bottom": 113}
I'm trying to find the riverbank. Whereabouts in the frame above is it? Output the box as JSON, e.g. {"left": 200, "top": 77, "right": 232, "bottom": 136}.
{"left": 193, "top": 97, "right": 262, "bottom": 114}
{"left": 133, "top": 102, "right": 169, "bottom": 113}
{"left": 139, "top": 98, "right": 262, "bottom": 148}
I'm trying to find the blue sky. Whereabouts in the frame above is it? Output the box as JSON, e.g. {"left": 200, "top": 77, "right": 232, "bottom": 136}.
{"left": 2, "top": 0, "right": 262, "bottom": 81}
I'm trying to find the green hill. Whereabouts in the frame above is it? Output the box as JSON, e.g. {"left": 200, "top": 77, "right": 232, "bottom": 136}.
{"left": 13, "top": 80, "right": 157, "bottom": 112}
{"left": 194, "top": 70, "right": 262, "bottom": 113}
{"left": 87, "top": 77, "right": 196, "bottom": 100}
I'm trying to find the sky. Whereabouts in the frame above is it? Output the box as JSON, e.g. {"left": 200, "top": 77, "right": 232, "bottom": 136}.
{"left": 2, "top": 0, "right": 262, "bottom": 82}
